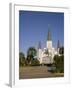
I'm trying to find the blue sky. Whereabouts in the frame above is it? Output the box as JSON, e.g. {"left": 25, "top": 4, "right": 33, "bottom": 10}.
{"left": 19, "top": 10, "right": 64, "bottom": 56}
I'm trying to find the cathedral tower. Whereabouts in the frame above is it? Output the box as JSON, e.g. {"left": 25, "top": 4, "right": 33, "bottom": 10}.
{"left": 47, "top": 27, "right": 52, "bottom": 49}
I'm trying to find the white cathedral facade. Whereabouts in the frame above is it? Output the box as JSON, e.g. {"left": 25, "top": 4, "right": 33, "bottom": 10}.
{"left": 37, "top": 30, "right": 60, "bottom": 64}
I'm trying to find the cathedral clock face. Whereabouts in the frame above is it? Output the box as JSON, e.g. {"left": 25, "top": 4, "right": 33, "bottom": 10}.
{"left": 19, "top": 10, "right": 64, "bottom": 79}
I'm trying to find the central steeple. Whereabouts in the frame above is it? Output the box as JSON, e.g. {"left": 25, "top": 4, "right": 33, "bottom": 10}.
{"left": 47, "top": 25, "right": 52, "bottom": 41}
{"left": 47, "top": 25, "right": 52, "bottom": 49}
{"left": 47, "top": 30, "right": 51, "bottom": 41}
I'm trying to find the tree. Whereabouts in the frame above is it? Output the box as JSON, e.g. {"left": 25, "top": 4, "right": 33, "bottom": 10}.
{"left": 31, "top": 59, "right": 40, "bottom": 66}
{"left": 27, "top": 47, "right": 37, "bottom": 57}
{"left": 53, "top": 55, "right": 60, "bottom": 72}
{"left": 59, "top": 46, "right": 64, "bottom": 55}
{"left": 53, "top": 55, "right": 64, "bottom": 73}
{"left": 59, "top": 55, "right": 64, "bottom": 73}
{"left": 27, "top": 47, "right": 37, "bottom": 64}
{"left": 19, "top": 52, "right": 26, "bottom": 66}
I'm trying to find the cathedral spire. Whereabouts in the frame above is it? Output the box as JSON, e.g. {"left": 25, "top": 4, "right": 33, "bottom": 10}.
{"left": 57, "top": 40, "right": 60, "bottom": 49}
{"left": 47, "top": 25, "right": 51, "bottom": 41}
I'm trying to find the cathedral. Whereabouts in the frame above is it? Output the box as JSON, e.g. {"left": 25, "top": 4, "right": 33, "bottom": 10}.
{"left": 37, "top": 29, "right": 60, "bottom": 64}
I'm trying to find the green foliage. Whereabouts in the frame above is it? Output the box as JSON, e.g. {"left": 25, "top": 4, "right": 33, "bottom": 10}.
{"left": 31, "top": 59, "right": 40, "bottom": 66}
{"left": 27, "top": 47, "right": 37, "bottom": 64}
{"left": 19, "top": 47, "right": 40, "bottom": 66}
{"left": 26, "top": 55, "right": 33, "bottom": 64}
{"left": 53, "top": 55, "right": 64, "bottom": 73}
{"left": 59, "top": 47, "right": 64, "bottom": 55}
{"left": 27, "top": 47, "right": 37, "bottom": 57}
{"left": 19, "top": 52, "right": 26, "bottom": 66}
